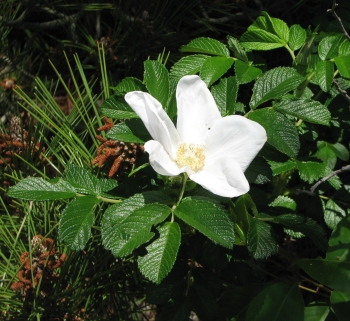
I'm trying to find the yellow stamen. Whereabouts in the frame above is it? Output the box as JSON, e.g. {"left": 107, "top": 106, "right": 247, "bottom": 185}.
{"left": 176, "top": 143, "right": 205, "bottom": 172}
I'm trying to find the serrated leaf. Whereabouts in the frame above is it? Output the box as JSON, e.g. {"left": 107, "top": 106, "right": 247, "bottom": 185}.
{"left": 339, "top": 39, "right": 350, "bottom": 56}
{"left": 245, "top": 156, "right": 272, "bottom": 184}
{"left": 269, "top": 196, "right": 296, "bottom": 211}
{"left": 138, "top": 222, "right": 181, "bottom": 284}
{"left": 58, "top": 196, "right": 100, "bottom": 250}
{"left": 65, "top": 163, "right": 100, "bottom": 194}
{"left": 211, "top": 76, "right": 238, "bottom": 116}
{"left": 273, "top": 99, "right": 331, "bottom": 125}
{"left": 169, "top": 54, "right": 209, "bottom": 82}
{"left": 248, "top": 109, "right": 300, "bottom": 158}
{"left": 323, "top": 199, "right": 346, "bottom": 230}
{"left": 268, "top": 159, "right": 297, "bottom": 176}
{"left": 261, "top": 11, "right": 289, "bottom": 42}
{"left": 316, "top": 60, "right": 334, "bottom": 92}
{"left": 246, "top": 283, "right": 304, "bottom": 321}
{"left": 101, "top": 94, "right": 138, "bottom": 120}
{"left": 200, "top": 56, "right": 234, "bottom": 86}
{"left": 227, "top": 36, "right": 248, "bottom": 62}
{"left": 114, "top": 77, "right": 146, "bottom": 92}
{"left": 106, "top": 119, "right": 151, "bottom": 143}
{"left": 234, "top": 60, "right": 262, "bottom": 84}
{"left": 180, "top": 37, "right": 229, "bottom": 56}
{"left": 295, "top": 160, "right": 326, "bottom": 184}
{"left": 289, "top": 24, "right": 307, "bottom": 51}
{"left": 327, "top": 215, "right": 350, "bottom": 262}
{"left": 271, "top": 214, "right": 327, "bottom": 250}
{"left": 304, "top": 304, "right": 330, "bottom": 321}
{"left": 175, "top": 198, "right": 235, "bottom": 249}
{"left": 318, "top": 34, "right": 344, "bottom": 60}
{"left": 248, "top": 218, "right": 276, "bottom": 259}
{"left": 102, "top": 202, "right": 171, "bottom": 257}
{"left": 7, "top": 177, "right": 76, "bottom": 200}
{"left": 250, "top": 67, "right": 305, "bottom": 108}
{"left": 331, "top": 291, "right": 350, "bottom": 321}
{"left": 297, "top": 258, "right": 350, "bottom": 294}
{"left": 334, "top": 55, "right": 350, "bottom": 78}
{"left": 144, "top": 60, "right": 169, "bottom": 107}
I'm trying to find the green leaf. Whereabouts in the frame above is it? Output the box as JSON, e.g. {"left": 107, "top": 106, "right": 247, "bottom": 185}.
{"left": 271, "top": 214, "right": 327, "bottom": 250}
{"left": 250, "top": 67, "right": 305, "bottom": 108}
{"left": 175, "top": 198, "right": 235, "bottom": 249}
{"left": 295, "top": 160, "right": 326, "bottom": 184}
{"left": 247, "top": 218, "right": 276, "bottom": 259}
{"left": 138, "top": 222, "right": 181, "bottom": 284}
{"left": 102, "top": 202, "right": 171, "bottom": 257}
{"left": 245, "top": 156, "right": 272, "bottom": 184}
{"left": 331, "top": 291, "right": 350, "bottom": 321}
{"left": 246, "top": 283, "right": 304, "bottom": 321}
{"left": 65, "top": 163, "right": 100, "bottom": 194}
{"left": 106, "top": 119, "right": 151, "bottom": 143}
{"left": 304, "top": 303, "right": 330, "bottom": 321}
{"left": 323, "top": 199, "right": 347, "bottom": 230}
{"left": 269, "top": 196, "right": 296, "bottom": 211}
{"left": 144, "top": 60, "right": 169, "bottom": 107}
{"left": 261, "top": 11, "right": 289, "bottom": 42}
{"left": 180, "top": 37, "right": 230, "bottom": 56}
{"left": 316, "top": 60, "right": 334, "bottom": 92}
{"left": 339, "top": 39, "right": 350, "bottom": 56}
{"left": 268, "top": 159, "right": 297, "bottom": 176}
{"left": 211, "top": 76, "right": 238, "bottom": 116}
{"left": 101, "top": 94, "right": 138, "bottom": 120}
{"left": 297, "top": 258, "right": 350, "bottom": 294}
{"left": 273, "top": 99, "right": 331, "bottom": 125}
{"left": 234, "top": 60, "right": 262, "bottom": 84}
{"left": 227, "top": 36, "right": 248, "bottom": 62}
{"left": 318, "top": 34, "right": 344, "bottom": 60}
{"left": 200, "top": 56, "right": 234, "bottom": 86}
{"left": 334, "top": 55, "right": 350, "bottom": 78}
{"left": 327, "top": 215, "right": 350, "bottom": 262}
{"left": 7, "top": 177, "right": 76, "bottom": 200}
{"left": 169, "top": 54, "right": 209, "bottom": 82}
{"left": 114, "top": 77, "right": 146, "bottom": 93}
{"left": 58, "top": 196, "right": 100, "bottom": 250}
{"left": 248, "top": 109, "right": 300, "bottom": 158}
{"left": 289, "top": 24, "right": 307, "bottom": 51}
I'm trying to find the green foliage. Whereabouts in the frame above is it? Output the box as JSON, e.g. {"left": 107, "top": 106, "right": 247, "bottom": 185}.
{"left": 4, "top": 5, "right": 350, "bottom": 321}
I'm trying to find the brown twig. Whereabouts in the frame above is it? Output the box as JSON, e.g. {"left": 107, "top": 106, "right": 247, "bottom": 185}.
{"left": 333, "top": 78, "right": 350, "bottom": 104}
{"left": 329, "top": 0, "right": 350, "bottom": 42}
{"left": 296, "top": 164, "right": 350, "bottom": 196}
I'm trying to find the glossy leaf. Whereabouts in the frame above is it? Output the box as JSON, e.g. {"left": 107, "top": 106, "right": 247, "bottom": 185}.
{"left": 234, "top": 60, "right": 262, "bottom": 84}
{"left": 323, "top": 199, "right": 347, "bottom": 230}
{"left": 339, "top": 39, "right": 350, "bottom": 56}
{"left": 101, "top": 94, "right": 138, "bottom": 120}
{"left": 180, "top": 37, "right": 230, "bottom": 56}
{"left": 247, "top": 218, "right": 276, "bottom": 259}
{"left": 144, "top": 60, "right": 169, "bottom": 107}
{"left": 169, "top": 54, "right": 209, "bottom": 82}
{"left": 245, "top": 283, "right": 304, "bottom": 321}
{"left": 268, "top": 159, "right": 297, "bottom": 175}
{"left": 297, "top": 258, "right": 350, "bottom": 293}
{"left": 106, "top": 119, "right": 151, "bottom": 143}
{"left": 200, "top": 56, "right": 234, "bottom": 86}
{"left": 318, "top": 34, "right": 344, "bottom": 60}
{"left": 334, "top": 55, "right": 350, "bottom": 78}
{"left": 114, "top": 77, "right": 146, "bottom": 93}
{"left": 248, "top": 109, "right": 300, "bottom": 158}
{"left": 261, "top": 11, "right": 289, "bottom": 42}
{"left": 331, "top": 291, "right": 350, "bottom": 321}
{"left": 295, "top": 160, "right": 326, "bottom": 184}
{"left": 138, "top": 222, "right": 181, "bottom": 284}
{"left": 58, "top": 196, "right": 100, "bottom": 250}
{"left": 289, "top": 24, "right": 307, "bottom": 51}
{"left": 175, "top": 198, "right": 235, "bottom": 249}
{"left": 304, "top": 304, "right": 330, "bottom": 321}
{"left": 327, "top": 215, "right": 350, "bottom": 262}
{"left": 211, "top": 76, "right": 238, "bottom": 116}
{"left": 269, "top": 195, "right": 296, "bottom": 211}
{"left": 250, "top": 67, "right": 305, "bottom": 108}
{"left": 245, "top": 156, "right": 272, "bottom": 184}
{"left": 227, "top": 35, "right": 248, "bottom": 62}
{"left": 316, "top": 60, "right": 334, "bottom": 92}
{"left": 7, "top": 177, "right": 76, "bottom": 200}
{"left": 273, "top": 99, "right": 331, "bottom": 125}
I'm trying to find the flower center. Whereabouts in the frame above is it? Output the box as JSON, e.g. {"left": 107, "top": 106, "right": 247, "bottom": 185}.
{"left": 176, "top": 143, "right": 205, "bottom": 172}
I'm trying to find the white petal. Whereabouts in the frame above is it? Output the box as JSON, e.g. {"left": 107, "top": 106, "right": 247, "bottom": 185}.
{"left": 205, "top": 115, "right": 267, "bottom": 172}
{"left": 125, "top": 91, "right": 180, "bottom": 158}
{"left": 144, "top": 140, "right": 184, "bottom": 176}
{"left": 176, "top": 75, "right": 221, "bottom": 145}
{"left": 189, "top": 159, "right": 249, "bottom": 197}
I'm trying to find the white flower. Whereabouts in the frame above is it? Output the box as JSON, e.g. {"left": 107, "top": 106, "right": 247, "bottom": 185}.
{"left": 125, "top": 75, "right": 267, "bottom": 197}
